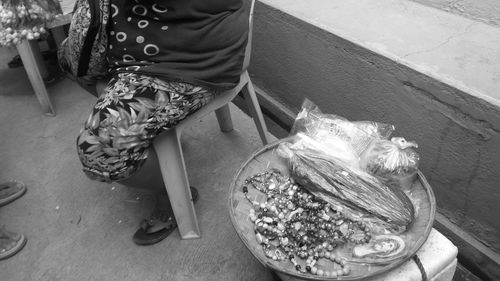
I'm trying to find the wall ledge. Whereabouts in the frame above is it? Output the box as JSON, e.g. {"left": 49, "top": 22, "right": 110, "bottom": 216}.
{"left": 259, "top": 0, "right": 500, "bottom": 107}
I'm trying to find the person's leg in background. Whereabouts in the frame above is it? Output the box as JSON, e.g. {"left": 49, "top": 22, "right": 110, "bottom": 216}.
{"left": 0, "top": 180, "right": 27, "bottom": 260}
{"left": 76, "top": 72, "right": 214, "bottom": 245}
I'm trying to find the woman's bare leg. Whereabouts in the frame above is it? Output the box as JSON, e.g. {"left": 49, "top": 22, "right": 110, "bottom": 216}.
{"left": 118, "top": 148, "right": 164, "bottom": 193}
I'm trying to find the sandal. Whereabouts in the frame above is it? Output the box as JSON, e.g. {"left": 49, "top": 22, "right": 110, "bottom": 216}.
{"left": 0, "top": 227, "right": 27, "bottom": 260}
{"left": 0, "top": 180, "right": 27, "bottom": 207}
{"left": 133, "top": 187, "right": 199, "bottom": 245}
{"left": 7, "top": 55, "right": 22, "bottom": 68}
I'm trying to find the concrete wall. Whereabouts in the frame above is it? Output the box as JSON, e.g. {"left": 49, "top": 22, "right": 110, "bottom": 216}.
{"left": 249, "top": 1, "right": 500, "bottom": 255}
{"left": 410, "top": 0, "right": 500, "bottom": 27}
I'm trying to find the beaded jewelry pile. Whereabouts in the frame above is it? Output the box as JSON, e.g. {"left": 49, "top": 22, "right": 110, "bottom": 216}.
{"left": 0, "top": 0, "right": 60, "bottom": 46}
{"left": 243, "top": 168, "right": 374, "bottom": 278}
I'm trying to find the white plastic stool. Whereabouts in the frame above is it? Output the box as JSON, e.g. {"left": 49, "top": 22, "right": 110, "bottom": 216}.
{"left": 152, "top": 0, "right": 267, "bottom": 240}
{"left": 153, "top": 69, "right": 270, "bottom": 240}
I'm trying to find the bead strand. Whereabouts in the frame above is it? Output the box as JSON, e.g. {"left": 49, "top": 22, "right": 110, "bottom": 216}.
{"left": 244, "top": 169, "right": 372, "bottom": 277}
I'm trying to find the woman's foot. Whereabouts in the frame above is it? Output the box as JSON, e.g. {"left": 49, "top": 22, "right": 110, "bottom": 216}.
{"left": 132, "top": 187, "right": 199, "bottom": 245}
{"left": 0, "top": 227, "right": 27, "bottom": 260}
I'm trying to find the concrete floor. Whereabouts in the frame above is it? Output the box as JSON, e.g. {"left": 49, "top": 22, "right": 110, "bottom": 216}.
{"left": 0, "top": 46, "right": 277, "bottom": 281}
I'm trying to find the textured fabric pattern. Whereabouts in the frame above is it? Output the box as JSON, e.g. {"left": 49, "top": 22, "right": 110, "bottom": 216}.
{"left": 107, "top": 0, "right": 248, "bottom": 91}
{"left": 87, "top": 0, "right": 110, "bottom": 77}
{"left": 57, "top": 0, "right": 110, "bottom": 79}
{"left": 77, "top": 72, "right": 215, "bottom": 182}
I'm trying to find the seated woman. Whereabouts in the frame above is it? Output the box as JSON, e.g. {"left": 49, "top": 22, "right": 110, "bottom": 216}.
{"left": 71, "top": 0, "right": 249, "bottom": 245}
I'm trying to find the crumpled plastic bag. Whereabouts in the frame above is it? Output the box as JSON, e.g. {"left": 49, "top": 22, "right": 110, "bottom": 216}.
{"left": 290, "top": 99, "right": 395, "bottom": 158}
{"left": 289, "top": 99, "right": 420, "bottom": 188}
{"left": 277, "top": 135, "right": 415, "bottom": 232}
{"left": 278, "top": 100, "right": 417, "bottom": 231}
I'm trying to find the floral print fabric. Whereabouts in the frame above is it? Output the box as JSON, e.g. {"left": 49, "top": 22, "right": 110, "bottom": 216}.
{"left": 77, "top": 72, "right": 214, "bottom": 182}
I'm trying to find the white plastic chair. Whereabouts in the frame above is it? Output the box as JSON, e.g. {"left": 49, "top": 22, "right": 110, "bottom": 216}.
{"left": 152, "top": 0, "right": 270, "bottom": 239}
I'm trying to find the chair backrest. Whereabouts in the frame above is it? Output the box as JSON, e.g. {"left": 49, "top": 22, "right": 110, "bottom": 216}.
{"left": 242, "top": 0, "right": 256, "bottom": 71}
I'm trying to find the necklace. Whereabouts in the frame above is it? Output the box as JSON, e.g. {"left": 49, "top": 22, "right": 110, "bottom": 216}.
{"left": 243, "top": 169, "right": 372, "bottom": 277}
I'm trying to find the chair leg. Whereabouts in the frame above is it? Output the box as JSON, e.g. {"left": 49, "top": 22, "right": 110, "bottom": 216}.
{"left": 215, "top": 104, "right": 234, "bottom": 132}
{"left": 16, "top": 39, "right": 55, "bottom": 116}
{"left": 241, "top": 73, "right": 271, "bottom": 145}
{"left": 152, "top": 129, "right": 201, "bottom": 239}
{"left": 50, "top": 26, "right": 67, "bottom": 48}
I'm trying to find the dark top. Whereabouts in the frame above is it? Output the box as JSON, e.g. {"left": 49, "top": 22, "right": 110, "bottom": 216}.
{"left": 107, "top": 0, "right": 249, "bottom": 91}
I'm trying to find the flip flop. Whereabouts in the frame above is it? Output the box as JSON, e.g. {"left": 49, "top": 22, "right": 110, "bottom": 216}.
{"left": 133, "top": 216, "right": 177, "bottom": 246}
{"left": 0, "top": 180, "right": 27, "bottom": 207}
{"left": 0, "top": 227, "right": 27, "bottom": 260}
{"left": 133, "top": 187, "right": 199, "bottom": 245}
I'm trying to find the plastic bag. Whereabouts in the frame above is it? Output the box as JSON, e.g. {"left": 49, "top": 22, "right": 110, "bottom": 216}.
{"left": 290, "top": 99, "right": 395, "bottom": 157}
{"left": 289, "top": 132, "right": 361, "bottom": 171}
{"left": 0, "top": 0, "right": 61, "bottom": 46}
{"left": 277, "top": 140, "right": 415, "bottom": 232}
{"left": 280, "top": 99, "right": 417, "bottom": 231}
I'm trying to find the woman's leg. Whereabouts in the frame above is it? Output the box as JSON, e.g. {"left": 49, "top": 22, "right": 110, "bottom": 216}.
{"left": 76, "top": 72, "right": 214, "bottom": 244}
{"left": 76, "top": 72, "right": 214, "bottom": 184}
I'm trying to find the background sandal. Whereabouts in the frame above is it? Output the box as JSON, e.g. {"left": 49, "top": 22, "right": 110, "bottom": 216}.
{"left": 0, "top": 228, "right": 27, "bottom": 260}
{"left": 7, "top": 55, "right": 22, "bottom": 68}
{"left": 0, "top": 180, "right": 27, "bottom": 207}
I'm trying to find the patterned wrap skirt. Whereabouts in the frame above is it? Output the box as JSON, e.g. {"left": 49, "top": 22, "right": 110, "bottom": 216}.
{"left": 76, "top": 72, "right": 215, "bottom": 182}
